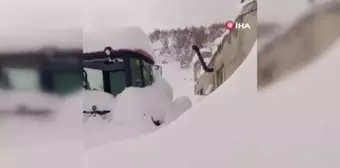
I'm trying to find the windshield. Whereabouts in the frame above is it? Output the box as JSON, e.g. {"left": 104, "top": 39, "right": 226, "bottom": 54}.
{"left": 82, "top": 52, "right": 154, "bottom": 96}
{"left": 1, "top": 66, "right": 82, "bottom": 95}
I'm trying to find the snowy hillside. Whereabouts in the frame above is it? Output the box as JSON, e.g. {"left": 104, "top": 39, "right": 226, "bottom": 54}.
{"left": 149, "top": 23, "right": 226, "bottom": 65}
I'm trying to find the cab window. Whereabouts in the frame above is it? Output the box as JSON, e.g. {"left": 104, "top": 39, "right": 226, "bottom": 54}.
{"left": 130, "top": 59, "right": 143, "bottom": 87}
{"left": 130, "top": 58, "right": 154, "bottom": 87}
{"left": 2, "top": 67, "right": 81, "bottom": 95}
{"left": 50, "top": 70, "right": 82, "bottom": 95}
{"left": 4, "top": 67, "right": 41, "bottom": 91}
{"left": 142, "top": 61, "right": 153, "bottom": 86}
{"left": 83, "top": 68, "right": 104, "bottom": 91}
{"left": 109, "top": 71, "right": 126, "bottom": 96}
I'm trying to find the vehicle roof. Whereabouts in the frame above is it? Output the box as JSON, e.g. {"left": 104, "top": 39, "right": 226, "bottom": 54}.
{"left": 83, "top": 26, "right": 155, "bottom": 62}
{"left": 0, "top": 28, "right": 82, "bottom": 54}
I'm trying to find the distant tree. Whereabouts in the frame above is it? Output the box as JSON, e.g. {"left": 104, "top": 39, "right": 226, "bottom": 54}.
{"left": 148, "top": 22, "right": 227, "bottom": 65}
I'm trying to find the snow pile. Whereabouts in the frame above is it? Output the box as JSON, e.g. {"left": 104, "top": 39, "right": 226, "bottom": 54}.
{"left": 255, "top": 38, "right": 340, "bottom": 168}
{"left": 113, "top": 77, "right": 173, "bottom": 124}
{"left": 84, "top": 41, "right": 257, "bottom": 168}
{"left": 0, "top": 91, "right": 83, "bottom": 168}
{"left": 1, "top": 141, "right": 82, "bottom": 168}
{"left": 162, "top": 62, "right": 195, "bottom": 100}
{"left": 0, "top": 91, "right": 60, "bottom": 114}
{"left": 85, "top": 36, "right": 340, "bottom": 168}
{"left": 0, "top": 91, "right": 82, "bottom": 147}
{"left": 164, "top": 96, "right": 192, "bottom": 124}
{"left": 84, "top": 77, "right": 191, "bottom": 149}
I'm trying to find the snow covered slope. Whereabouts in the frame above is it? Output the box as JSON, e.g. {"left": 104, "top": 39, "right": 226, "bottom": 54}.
{"left": 255, "top": 38, "right": 340, "bottom": 168}
{"left": 162, "top": 62, "right": 195, "bottom": 100}
{"left": 84, "top": 41, "right": 257, "bottom": 168}
{"left": 85, "top": 36, "right": 340, "bottom": 168}
{"left": 0, "top": 92, "right": 83, "bottom": 168}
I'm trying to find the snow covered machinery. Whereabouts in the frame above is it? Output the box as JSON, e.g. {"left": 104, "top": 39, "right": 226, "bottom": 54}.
{"left": 82, "top": 47, "right": 160, "bottom": 96}
{"left": 81, "top": 27, "right": 163, "bottom": 118}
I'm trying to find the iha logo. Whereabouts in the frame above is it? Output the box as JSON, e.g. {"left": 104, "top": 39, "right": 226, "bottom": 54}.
{"left": 225, "top": 20, "right": 251, "bottom": 30}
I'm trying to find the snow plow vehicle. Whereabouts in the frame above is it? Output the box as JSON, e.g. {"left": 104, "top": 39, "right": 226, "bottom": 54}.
{"left": 0, "top": 27, "right": 191, "bottom": 134}
{"left": 0, "top": 47, "right": 83, "bottom": 118}
{"left": 82, "top": 27, "right": 191, "bottom": 128}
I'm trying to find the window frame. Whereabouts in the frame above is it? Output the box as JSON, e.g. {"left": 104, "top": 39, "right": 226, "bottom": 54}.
{"left": 81, "top": 49, "right": 155, "bottom": 96}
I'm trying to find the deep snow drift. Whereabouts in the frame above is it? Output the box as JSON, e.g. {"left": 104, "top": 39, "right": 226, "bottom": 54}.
{"left": 84, "top": 77, "right": 178, "bottom": 149}
{"left": 0, "top": 91, "right": 83, "bottom": 168}
{"left": 84, "top": 41, "right": 257, "bottom": 168}
{"left": 85, "top": 36, "right": 340, "bottom": 168}
{"left": 255, "top": 38, "right": 340, "bottom": 168}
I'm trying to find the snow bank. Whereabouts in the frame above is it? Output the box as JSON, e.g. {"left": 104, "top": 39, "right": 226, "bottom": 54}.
{"left": 84, "top": 77, "right": 176, "bottom": 149}
{"left": 162, "top": 62, "right": 195, "bottom": 101}
{"left": 0, "top": 91, "right": 83, "bottom": 168}
{"left": 1, "top": 141, "right": 82, "bottom": 168}
{"left": 84, "top": 42, "right": 257, "bottom": 168}
{"left": 164, "top": 96, "right": 192, "bottom": 124}
{"left": 83, "top": 26, "right": 155, "bottom": 61}
{"left": 113, "top": 77, "right": 173, "bottom": 124}
{"left": 85, "top": 35, "right": 340, "bottom": 168}
{"left": 255, "top": 38, "right": 340, "bottom": 168}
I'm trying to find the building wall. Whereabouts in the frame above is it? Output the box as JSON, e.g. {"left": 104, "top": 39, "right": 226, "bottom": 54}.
{"left": 194, "top": 0, "right": 257, "bottom": 95}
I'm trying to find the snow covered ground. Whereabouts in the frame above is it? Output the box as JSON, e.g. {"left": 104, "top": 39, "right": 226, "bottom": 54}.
{"left": 0, "top": 91, "right": 83, "bottom": 168}
{"left": 255, "top": 38, "right": 340, "bottom": 168}
{"left": 84, "top": 41, "right": 257, "bottom": 168}
{"left": 85, "top": 32, "right": 340, "bottom": 168}
{"left": 2, "top": 1, "right": 339, "bottom": 167}
{"left": 162, "top": 63, "right": 195, "bottom": 99}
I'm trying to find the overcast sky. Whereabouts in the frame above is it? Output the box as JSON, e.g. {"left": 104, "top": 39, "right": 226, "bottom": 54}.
{"left": 1, "top": 0, "right": 240, "bottom": 34}
{"left": 83, "top": 0, "right": 240, "bottom": 32}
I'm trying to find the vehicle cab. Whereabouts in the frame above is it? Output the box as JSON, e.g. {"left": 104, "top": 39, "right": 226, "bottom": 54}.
{"left": 0, "top": 48, "right": 83, "bottom": 117}
{"left": 82, "top": 27, "right": 163, "bottom": 119}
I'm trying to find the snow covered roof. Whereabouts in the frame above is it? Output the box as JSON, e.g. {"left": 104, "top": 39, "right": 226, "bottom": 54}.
{"left": 83, "top": 26, "right": 156, "bottom": 61}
